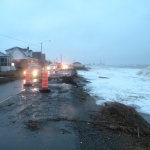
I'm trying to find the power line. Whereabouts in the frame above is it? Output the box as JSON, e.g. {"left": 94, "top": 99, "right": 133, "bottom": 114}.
{"left": 0, "top": 33, "right": 58, "bottom": 58}
{"left": 0, "top": 33, "right": 39, "bottom": 47}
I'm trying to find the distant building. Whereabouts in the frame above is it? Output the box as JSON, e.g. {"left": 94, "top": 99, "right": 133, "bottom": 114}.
{"left": 5, "top": 46, "right": 38, "bottom": 69}
{"left": 32, "top": 52, "right": 46, "bottom": 66}
{"left": 33, "top": 52, "right": 47, "bottom": 65}
{"left": 32, "top": 52, "right": 42, "bottom": 60}
{"left": 72, "top": 62, "right": 85, "bottom": 68}
{"left": 42, "top": 54, "right": 45, "bottom": 61}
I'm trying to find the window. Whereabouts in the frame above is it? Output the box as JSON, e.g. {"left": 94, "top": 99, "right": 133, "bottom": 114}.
{"left": 0, "top": 57, "right": 7, "bottom": 66}
{"left": 1, "top": 58, "right": 4, "bottom": 62}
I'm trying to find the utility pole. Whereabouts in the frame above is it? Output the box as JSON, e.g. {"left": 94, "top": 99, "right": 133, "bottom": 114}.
{"left": 0, "top": 57, "right": 1, "bottom": 71}
{"left": 41, "top": 43, "right": 42, "bottom": 54}
{"left": 41, "top": 43, "right": 42, "bottom": 66}
{"left": 40, "top": 40, "right": 51, "bottom": 66}
{"left": 61, "top": 54, "right": 62, "bottom": 63}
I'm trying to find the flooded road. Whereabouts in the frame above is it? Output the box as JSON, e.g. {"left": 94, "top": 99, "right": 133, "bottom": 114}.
{"left": 0, "top": 79, "right": 24, "bottom": 102}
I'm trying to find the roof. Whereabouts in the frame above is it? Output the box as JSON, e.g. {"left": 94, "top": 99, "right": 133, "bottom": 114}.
{"left": 0, "top": 52, "right": 8, "bottom": 57}
{"left": 5, "top": 46, "right": 21, "bottom": 51}
{"left": 0, "top": 52, "right": 7, "bottom": 56}
{"left": 5, "top": 46, "right": 32, "bottom": 57}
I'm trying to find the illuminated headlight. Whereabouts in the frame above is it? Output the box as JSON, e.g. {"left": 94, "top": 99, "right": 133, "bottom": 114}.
{"left": 62, "top": 65, "right": 68, "bottom": 69}
{"left": 47, "top": 66, "right": 50, "bottom": 70}
{"left": 24, "top": 71, "right": 26, "bottom": 75}
{"left": 33, "top": 70, "right": 38, "bottom": 76}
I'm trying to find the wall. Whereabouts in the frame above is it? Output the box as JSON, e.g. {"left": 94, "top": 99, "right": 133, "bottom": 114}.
{"left": 12, "top": 48, "right": 27, "bottom": 59}
{"left": 1, "top": 66, "right": 16, "bottom": 71}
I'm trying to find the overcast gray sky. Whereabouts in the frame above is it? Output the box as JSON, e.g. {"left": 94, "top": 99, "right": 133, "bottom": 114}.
{"left": 0, "top": 0, "right": 150, "bottom": 65}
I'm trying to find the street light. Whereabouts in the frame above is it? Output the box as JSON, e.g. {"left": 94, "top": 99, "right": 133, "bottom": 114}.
{"left": 41, "top": 40, "right": 51, "bottom": 65}
{"left": 60, "top": 54, "right": 65, "bottom": 64}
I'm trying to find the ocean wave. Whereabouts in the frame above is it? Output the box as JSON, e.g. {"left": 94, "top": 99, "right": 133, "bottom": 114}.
{"left": 137, "top": 66, "right": 150, "bottom": 80}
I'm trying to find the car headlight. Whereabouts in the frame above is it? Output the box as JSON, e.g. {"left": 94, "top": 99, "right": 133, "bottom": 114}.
{"left": 33, "top": 70, "right": 38, "bottom": 76}
{"left": 62, "top": 65, "right": 68, "bottom": 69}
{"left": 24, "top": 71, "right": 26, "bottom": 75}
{"left": 47, "top": 66, "right": 50, "bottom": 70}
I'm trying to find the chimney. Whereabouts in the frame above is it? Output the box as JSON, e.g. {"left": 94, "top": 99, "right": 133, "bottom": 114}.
{"left": 27, "top": 47, "right": 29, "bottom": 56}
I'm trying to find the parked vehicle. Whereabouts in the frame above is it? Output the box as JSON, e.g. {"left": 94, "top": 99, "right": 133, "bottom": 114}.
{"left": 23, "top": 63, "right": 42, "bottom": 78}
{"left": 45, "top": 64, "right": 57, "bottom": 77}
{"left": 46, "top": 64, "right": 56, "bottom": 71}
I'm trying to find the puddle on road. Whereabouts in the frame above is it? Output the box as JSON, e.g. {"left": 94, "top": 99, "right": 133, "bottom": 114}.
{"left": 32, "top": 79, "right": 38, "bottom": 83}
{"left": 49, "top": 83, "right": 71, "bottom": 90}
{"left": 31, "top": 88, "right": 39, "bottom": 92}
{"left": 23, "top": 78, "right": 39, "bottom": 84}
{"left": 51, "top": 91, "right": 58, "bottom": 97}
{"left": 0, "top": 77, "right": 72, "bottom": 103}
{"left": 21, "top": 95, "right": 26, "bottom": 100}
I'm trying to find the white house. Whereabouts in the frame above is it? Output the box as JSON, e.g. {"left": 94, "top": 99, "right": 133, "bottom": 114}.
{"left": 5, "top": 47, "right": 38, "bottom": 69}
{"left": 0, "top": 51, "right": 16, "bottom": 71}
{"left": 6, "top": 46, "right": 32, "bottom": 59}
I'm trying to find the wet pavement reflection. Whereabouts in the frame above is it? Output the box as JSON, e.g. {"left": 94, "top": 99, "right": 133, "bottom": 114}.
{"left": 0, "top": 78, "right": 42, "bottom": 102}
{"left": 0, "top": 79, "right": 24, "bottom": 102}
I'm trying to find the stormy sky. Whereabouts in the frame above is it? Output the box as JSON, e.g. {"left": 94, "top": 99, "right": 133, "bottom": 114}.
{"left": 0, "top": 0, "right": 150, "bottom": 65}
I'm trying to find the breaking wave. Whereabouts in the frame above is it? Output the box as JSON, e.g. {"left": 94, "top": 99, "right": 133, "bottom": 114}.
{"left": 137, "top": 66, "right": 150, "bottom": 80}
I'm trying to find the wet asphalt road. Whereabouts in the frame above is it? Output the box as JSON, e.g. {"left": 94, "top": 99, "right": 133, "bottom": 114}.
{"left": 0, "top": 79, "right": 79, "bottom": 150}
{"left": 0, "top": 79, "right": 40, "bottom": 102}
{"left": 0, "top": 79, "right": 24, "bottom": 102}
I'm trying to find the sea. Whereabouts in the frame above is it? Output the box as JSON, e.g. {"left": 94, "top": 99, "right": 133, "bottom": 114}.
{"left": 78, "top": 65, "right": 150, "bottom": 118}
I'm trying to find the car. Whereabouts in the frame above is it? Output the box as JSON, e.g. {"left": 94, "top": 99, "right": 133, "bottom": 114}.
{"left": 45, "top": 64, "right": 57, "bottom": 76}
{"left": 46, "top": 64, "right": 56, "bottom": 71}
{"left": 23, "top": 64, "right": 42, "bottom": 78}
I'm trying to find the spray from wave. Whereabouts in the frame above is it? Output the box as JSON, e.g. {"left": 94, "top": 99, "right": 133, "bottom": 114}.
{"left": 137, "top": 66, "right": 150, "bottom": 80}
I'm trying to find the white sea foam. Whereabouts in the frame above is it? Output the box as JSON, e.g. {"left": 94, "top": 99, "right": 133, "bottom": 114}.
{"left": 137, "top": 66, "right": 150, "bottom": 81}
{"left": 78, "top": 66, "right": 150, "bottom": 114}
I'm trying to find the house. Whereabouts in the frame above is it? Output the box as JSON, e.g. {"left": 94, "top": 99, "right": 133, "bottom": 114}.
{"left": 0, "top": 51, "right": 16, "bottom": 71}
{"left": 5, "top": 47, "right": 38, "bottom": 69}
{"left": 72, "top": 62, "right": 85, "bottom": 68}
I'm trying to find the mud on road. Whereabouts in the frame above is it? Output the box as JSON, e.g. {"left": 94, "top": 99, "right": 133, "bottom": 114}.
{"left": 0, "top": 75, "right": 149, "bottom": 150}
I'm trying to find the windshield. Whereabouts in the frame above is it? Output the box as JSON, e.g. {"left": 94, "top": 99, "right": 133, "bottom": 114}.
{"left": 28, "top": 66, "right": 39, "bottom": 70}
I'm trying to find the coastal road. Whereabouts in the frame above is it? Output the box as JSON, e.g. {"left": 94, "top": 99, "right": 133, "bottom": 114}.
{"left": 0, "top": 79, "right": 79, "bottom": 150}
{"left": 0, "top": 76, "right": 149, "bottom": 149}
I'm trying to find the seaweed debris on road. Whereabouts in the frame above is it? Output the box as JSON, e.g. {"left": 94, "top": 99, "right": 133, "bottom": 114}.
{"left": 91, "top": 102, "right": 150, "bottom": 149}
